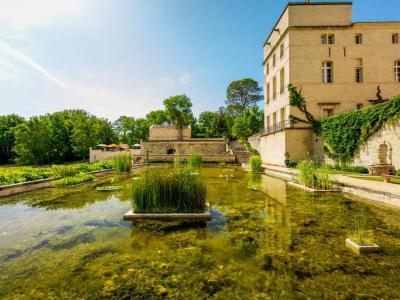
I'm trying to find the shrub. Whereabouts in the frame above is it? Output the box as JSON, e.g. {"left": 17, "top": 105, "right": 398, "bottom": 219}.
{"left": 396, "top": 169, "right": 400, "bottom": 176}
{"left": 112, "top": 153, "right": 132, "bottom": 173}
{"left": 296, "top": 160, "right": 334, "bottom": 190}
{"left": 187, "top": 154, "right": 203, "bottom": 168}
{"left": 328, "top": 164, "right": 369, "bottom": 174}
{"left": 51, "top": 174, "right": 95, "bottom": 187}
{"left": 131, "top": 167, "right": 207, "bottom": 213}
{"left": 248, "top": 155, "right": 262, "bottom": 171}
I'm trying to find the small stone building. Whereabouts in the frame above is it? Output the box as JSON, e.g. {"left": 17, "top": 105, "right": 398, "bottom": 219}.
{"left": 140, "top": 125, "right": 235, "bottom": 163}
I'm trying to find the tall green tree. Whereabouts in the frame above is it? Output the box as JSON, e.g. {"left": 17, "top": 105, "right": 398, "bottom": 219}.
{"left": 198, "top": 111, "right": 217, "bottom": 137}
{"left": 231, "top": 106, "right": 264, "bottom": 140}
{"left": 146, "top": 110, "right": 169, "bottom": 125}
{"left": 163, "top": 94, "right": 193, "bottom": 140}
{"left": 0, "top": 114, "right": 25, "bottom": 163}
{"left": 226, "top": 78, "right": 263, "bottom": 114}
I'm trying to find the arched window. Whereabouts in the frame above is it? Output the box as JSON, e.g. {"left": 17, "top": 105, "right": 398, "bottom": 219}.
{"left": 322, "top": 61, "right": 333, "bottom": 83}
{"left": 167, "top": 148, "right": 176, "bottom": 155}
{"left": 394, "top": 60, "right": 400, "bottom": 82}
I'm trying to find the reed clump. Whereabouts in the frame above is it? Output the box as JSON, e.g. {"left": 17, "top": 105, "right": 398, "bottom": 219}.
{"left": 248, "top": 155, "right": 262, "bottom": 171}
{"left": 131, "top": 166, "right": 207, "bottom": 213}
{"left": 112, "top": 153, "right": 132, "bottom": 173}
{"left": 296, "top": 160, "right": 334, "bottom": 190}
{"left": 187, "top": 154, "right": 203, "bottom": 168}
{"left": 350, "top": 216, "right": 375, "bottom": 246}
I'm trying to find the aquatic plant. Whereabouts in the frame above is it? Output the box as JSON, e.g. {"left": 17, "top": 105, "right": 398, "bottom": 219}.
{"left": 248, "top": 155, "right": 262, "bottom": 171}
{"left": 296, "top": 160, "right": 334, "bottom": 190}
{"left": 173, "top": 153, "right": 181, "bottom": 168}
{"left": 112, "top": 153, "right": 132, "bottom": 173}
{"left": 131, "top": 166, "right": 207, "bottom": 213}
{"left": 51, "top": 174, "right": 95, "bottom": 187}
{"left": 0, "top": 162, "right": 113, "bottom": 186}
{"left": 52, "top": 165, "right": 80, "bottom": 178}
{"left": 187, "top": 154, "right": 203, "bottom": 168}
{"left": 349, "top": 216, "right": 375, "bottom": 246}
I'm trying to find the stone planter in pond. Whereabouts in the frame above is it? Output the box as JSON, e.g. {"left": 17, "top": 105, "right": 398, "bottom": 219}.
{"left": 123, "top": 203, "right": 211, "bottom": 221}
{"left": 345, "top": 238, "right": 380, "bottom": 255}
{"left": 287, "top": 182, "right": 341, "bottom": 193}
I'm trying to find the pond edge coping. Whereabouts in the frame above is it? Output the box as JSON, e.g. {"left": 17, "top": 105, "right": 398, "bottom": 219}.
{"left": 287, "top": 181, "right": 341, "bottom": 193}
{"left": 123, "top": 203, "right": 212, "bottom": 221}
{"left": 345, "top": 238, "right": 380, "bottom": 255}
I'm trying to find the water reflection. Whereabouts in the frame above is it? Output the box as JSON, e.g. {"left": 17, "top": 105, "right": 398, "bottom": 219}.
{"left": 0, "top": 167, "right": 399, "bottom": 299}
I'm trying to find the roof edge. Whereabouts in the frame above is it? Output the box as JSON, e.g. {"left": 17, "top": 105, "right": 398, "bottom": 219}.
{"left": 263, "top": 1, "right": 353, "bottom": 47}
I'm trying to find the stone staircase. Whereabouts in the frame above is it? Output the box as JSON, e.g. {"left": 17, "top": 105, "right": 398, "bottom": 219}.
{"left": 229, "top": 142, "right": 252, "bottom": 164}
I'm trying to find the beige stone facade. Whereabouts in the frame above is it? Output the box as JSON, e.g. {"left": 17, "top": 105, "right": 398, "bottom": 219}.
{"left": 149, "top": 125, "right": 191, "bottom": 141}
{"left": 353, "top": 120, "right": 400, "bottom": 169}
{"left": 258, "top": 2, "right": 400, "bottom": 166}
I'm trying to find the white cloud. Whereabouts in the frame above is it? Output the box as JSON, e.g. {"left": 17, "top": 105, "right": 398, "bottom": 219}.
{"left": 159, "top": 76, "right": 175, "bottom": 88}
{"left": 179, "top": 71, "right": 192, "bottom": 85}
{"left": 0, "top": 0, "right": 84, "bottom": 29}
{"left": 0, "top": 39, "right": 66, "bottom": 88}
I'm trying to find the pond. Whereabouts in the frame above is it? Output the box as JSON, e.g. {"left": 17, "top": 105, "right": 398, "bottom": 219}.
{"left": 0, "top": 167, "right": 399, "bottom": 299}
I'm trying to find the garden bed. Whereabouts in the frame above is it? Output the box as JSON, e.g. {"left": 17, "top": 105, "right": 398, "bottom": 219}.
{"left": 123, "top": 203, "right": 211, "bottom": 221}
{"left": 287, "top": 181, "right": 341, "bottom": 193}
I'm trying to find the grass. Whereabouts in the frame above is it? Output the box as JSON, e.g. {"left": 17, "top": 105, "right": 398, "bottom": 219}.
{"left": 0, "top": 161, "right": 112, "bottom": 186}
{"left": 349, "top": 216, "right": 375, "bottom": 246}
{"left": 131, "top": 166, "right": 207, "bottom": 213}
{"left": 296, "top": 160, "right": 334, "bottom": 190}
{"left": 187, "top": 154, "right": 203, "bottom": 168}
{"left": 248, "top": 155, "right": 262, "bottom": 171}
{"left": 112, "top": 153, "right": 132, "bottom": 173}
{"left": 51, "top": 174, "right": 95, "bottom": 187}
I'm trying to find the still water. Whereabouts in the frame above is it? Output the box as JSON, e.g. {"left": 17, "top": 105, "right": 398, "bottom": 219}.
{"left": 0, "top": 167, "right": 399, "bottom": 299}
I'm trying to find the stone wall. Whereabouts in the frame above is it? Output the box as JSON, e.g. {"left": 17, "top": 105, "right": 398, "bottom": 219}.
{"left": 353, "top": 120, "right": 400, "bottom": 170}
{"left": 149, "top": 125, "right": 191, "bottom": 141}
{"left": 140, "top": 139, "right": 228, "bottom": 156}
{"left": 89, "top": 149, "right": 141, "bottom": 164}
{"left": 146, "top": 154, "right": 236, "bottom": 163}
{"left": 248, "top": 128, "right": 313, "bottom": 166}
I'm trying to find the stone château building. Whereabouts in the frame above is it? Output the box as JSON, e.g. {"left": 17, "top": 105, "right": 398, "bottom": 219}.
{"left": 253, "top": 1, "right": 400, "bottom": 166}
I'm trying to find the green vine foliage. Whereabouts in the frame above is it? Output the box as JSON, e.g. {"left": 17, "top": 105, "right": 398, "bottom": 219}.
{"left": 321, "top": 96, "right": 400, "bottom": 163}
{"left": 288, "top": 84, "right": 321, "bottom": 134}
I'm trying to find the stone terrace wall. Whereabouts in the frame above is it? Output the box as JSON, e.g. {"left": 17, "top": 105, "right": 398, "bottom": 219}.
{"left": 353, "top": 120, "right": 400, "bottom": 170}
{"left": 140, "top": 139, "right": 228, "bottom": 156}
{"left": 90, "top": 149, "right": 141, "bottom": 164}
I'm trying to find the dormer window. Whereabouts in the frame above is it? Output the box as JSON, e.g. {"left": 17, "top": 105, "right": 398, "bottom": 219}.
{"left": 273, "top": 54, "right": 276, "bottom": 67}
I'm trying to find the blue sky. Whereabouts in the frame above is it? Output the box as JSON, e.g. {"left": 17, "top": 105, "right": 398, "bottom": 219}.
{"left": 0, "top": 0, "right": 399, "bottom": 120}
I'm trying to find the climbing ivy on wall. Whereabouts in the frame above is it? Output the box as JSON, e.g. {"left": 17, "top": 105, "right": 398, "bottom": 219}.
{"left": 321, "top": 96, "right": 400, "bottom": 163}
{"left": 288, "top": 85, "right": 400, "bottom": 163}
{"left": 288, "top": 84, "right": 321, "bottom": 134}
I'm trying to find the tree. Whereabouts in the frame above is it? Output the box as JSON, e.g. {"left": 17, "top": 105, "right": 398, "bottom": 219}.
{"left": 146, "top": 110, "right": 169, "bottom": 126}
{"left": 0, "top": 114, "right": 25, "bottom": 163}
{"left": 163, "top": 95, "right": 193, "bottom": 140}
{"left": 226, "top": 78, "right": 263, "bottom": 114}
{"left": 231, "top": 106, "right": 264, "bottom": 140}
{"left": 13, "top": 116, "right": 54, "bottom": 165}
{"left": 198, "top": 111, "right": 217, "bottom": 137}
